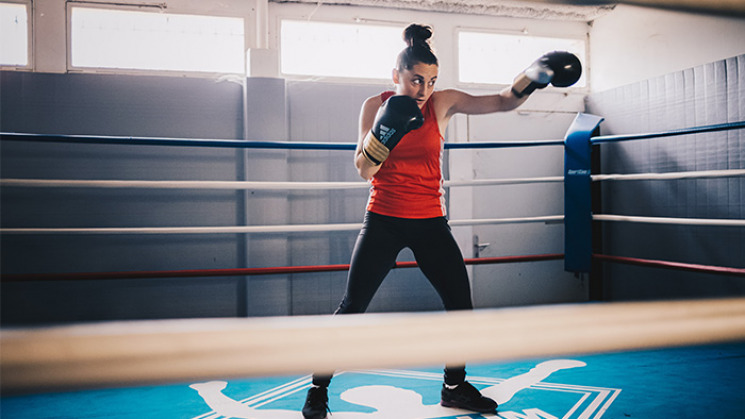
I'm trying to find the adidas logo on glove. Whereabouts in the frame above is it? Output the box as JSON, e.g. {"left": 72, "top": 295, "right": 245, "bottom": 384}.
{"left": 378, "top": 124, "right": 397, "bottom": 145}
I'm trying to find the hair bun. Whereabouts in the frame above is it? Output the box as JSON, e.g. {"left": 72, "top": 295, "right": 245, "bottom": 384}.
{"left": 403, "top": 24, "right": 433, "bottom": 48}
{"left": 396, "top": 23, "right": 438, "bottom": 70}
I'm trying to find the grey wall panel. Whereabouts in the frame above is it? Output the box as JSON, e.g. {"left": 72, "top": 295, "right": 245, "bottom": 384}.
{"left": 1, "top": 72, "right": 243, "bottom": 138}
{"left": 1, "top": 277, "right": 243, "bottom": 324}
{"left": 586, "top": 55, "right": 745, "bottom": 301}
{"left": 242, "top": 78, "right": 292, "bottom": 316}
{"left": 1, "top": 71, "right": 246, "bottom": 324}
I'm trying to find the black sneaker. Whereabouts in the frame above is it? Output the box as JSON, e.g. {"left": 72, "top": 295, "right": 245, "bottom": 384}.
{"left": 302, "top": 386, "right": 330, "bottom": 419}
{"left": 441, "top": 381, "right": 498, "bottom": 413}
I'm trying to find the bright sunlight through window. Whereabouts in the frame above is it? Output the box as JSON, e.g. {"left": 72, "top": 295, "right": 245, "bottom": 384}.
{"left": 281, "top": 20, "right": 403, "bottom": 79}
{"left": 459, "top": 31, "right": 586, "bottom": 87}
{"left": 70, "top": 7, "right": 244, "bottom": 74}
{"left": 0, "top": 2, "right": 29, "bottom": 66}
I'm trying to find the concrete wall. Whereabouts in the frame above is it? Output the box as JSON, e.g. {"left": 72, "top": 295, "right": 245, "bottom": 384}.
{"left": 589, "top": 4, "right": 745, "bottom": 92}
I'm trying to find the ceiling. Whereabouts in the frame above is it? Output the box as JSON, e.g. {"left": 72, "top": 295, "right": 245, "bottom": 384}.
{"left": 271, "top": 0, "right": 745, "bottom": 21}
{"left": 271, "top": 0, "right": 617, "bottom": 21}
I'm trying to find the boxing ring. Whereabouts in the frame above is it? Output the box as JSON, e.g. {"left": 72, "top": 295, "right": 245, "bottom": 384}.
{"left": 1, "top": 114, "right": 745, "bottom": 417}
{"left": 1, "top": 116, "right": 743, "bottom": 279}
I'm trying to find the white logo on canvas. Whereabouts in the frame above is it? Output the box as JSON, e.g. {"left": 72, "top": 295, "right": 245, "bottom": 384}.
{"left": 190, "top": 359, "right": 619, "bottom": 419}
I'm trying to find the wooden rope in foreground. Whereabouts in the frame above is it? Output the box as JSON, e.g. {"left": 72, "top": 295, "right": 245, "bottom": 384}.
{"left": 2, "top": 298, "right": 745, "bottom": 394}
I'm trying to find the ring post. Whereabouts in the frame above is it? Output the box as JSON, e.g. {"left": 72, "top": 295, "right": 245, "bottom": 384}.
{"left": 564, "top": 113, "right": 604, "bottom": 273}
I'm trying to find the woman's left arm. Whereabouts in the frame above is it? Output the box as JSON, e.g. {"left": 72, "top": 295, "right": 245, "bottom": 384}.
{"left": 437, "top": 87, "right": 529, "bottom": 119}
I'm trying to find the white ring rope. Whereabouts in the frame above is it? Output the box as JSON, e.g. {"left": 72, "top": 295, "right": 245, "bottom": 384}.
{"left": 450, "top": 215, "right": 564, "bottom": 226}
{"left": 1, "top": 179, "right": 367, "bottom": 190}
{"left": 3, "top": 168, "right": 742, "bottom": 190}
{"left": 4, "top": 213, "right": 742, "bottom": 235}
{"left": 592, "top": 168, "right": 745, "bottom": 182}
{"left": 0, "top": 216, "right": 565, "bottom": 235}
{"left": 594, "top": 214, "right": 745, "bottom": 227}
{"left": 445, "top": 177, "right": 564, "bottom": 186}
{"left": 0, "top": 177, "right": 564, "bottom": 190}
{"left": 2, "top": 169, "right": 741, "bottom": 234}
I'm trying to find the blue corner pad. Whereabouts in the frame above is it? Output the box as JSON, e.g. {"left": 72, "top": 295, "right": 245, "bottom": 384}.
{"left": 564, "top": 113, "right": 604, "bottom": 273}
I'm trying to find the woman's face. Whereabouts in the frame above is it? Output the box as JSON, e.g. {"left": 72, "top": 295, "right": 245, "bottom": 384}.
{"left": 393, "top": 63, "right": 438, "bottom": 108}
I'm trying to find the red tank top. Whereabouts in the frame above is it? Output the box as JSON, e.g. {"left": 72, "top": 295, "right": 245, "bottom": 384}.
{"left": 366, "top": 91, "right": 446, "bottom": 218}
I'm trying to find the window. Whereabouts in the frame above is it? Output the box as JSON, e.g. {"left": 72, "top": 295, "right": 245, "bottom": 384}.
{"left": 281, "top": 20, "right": 402, "bottom": 79}
{"left": 70, "top": 7, "right": 244, "bottom": 74}
{"left": 458, "top": 31, "right": 586, "bottom": 87}
{"left": 0, "top": 2, "right": 29, "bottom": 66}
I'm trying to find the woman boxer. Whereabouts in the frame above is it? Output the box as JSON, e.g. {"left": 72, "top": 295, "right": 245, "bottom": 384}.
{"left": 303, "top": 23, "right": 581, "bottom": 419}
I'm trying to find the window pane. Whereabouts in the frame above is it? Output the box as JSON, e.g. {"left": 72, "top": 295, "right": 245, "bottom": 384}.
{"left": 0, "top": 2, "right": 29, "bottom": 66}
{"left": 70, "top": 7, "right": 244, "bottom": 74}
{"left": 281, "top": 20, "right": 402, "bottom": 79}
{"left": 459, "top": 31, "right": 586, "bottom": 87}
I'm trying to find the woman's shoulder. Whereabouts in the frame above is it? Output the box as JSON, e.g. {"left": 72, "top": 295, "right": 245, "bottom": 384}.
{"left": 430, "top": 89, "right": 465, "bottom": 118}
{"left": 432, "top": 88, "right": 468, "bottom": 103}
{"left": 359, "top": 94, "right": 385, "bottom": 122}
{"left": 362, "top": 94, "right": 384, "bottom": 111}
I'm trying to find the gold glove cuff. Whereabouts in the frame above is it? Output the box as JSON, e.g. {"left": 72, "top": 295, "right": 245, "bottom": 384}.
{"left": 511, "top": 72, "right": 533, "bottom": 98}
{"left": 362, "top": 132, "right": 390, "bottom": 165}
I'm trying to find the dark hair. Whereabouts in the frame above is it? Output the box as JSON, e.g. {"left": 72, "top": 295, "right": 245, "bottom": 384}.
{"left": 396, "top": 24, "right": 438, "bottom": 71}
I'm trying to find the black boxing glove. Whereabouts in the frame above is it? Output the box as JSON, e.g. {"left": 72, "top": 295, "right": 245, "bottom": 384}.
{"left": 361, "top": 95, "right": 424, "bottom": 165}
{"left": 511, "top": 51, "right": 582, "bottom": 98}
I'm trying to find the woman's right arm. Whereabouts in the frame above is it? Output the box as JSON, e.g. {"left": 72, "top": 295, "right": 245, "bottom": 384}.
{"left": 354, "top": 95, "right": 383, "bottom": 180}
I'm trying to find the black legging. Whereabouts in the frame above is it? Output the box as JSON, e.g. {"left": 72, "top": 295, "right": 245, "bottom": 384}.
{"left": 313, "top": 211, "right": 473, "bottom": 387}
